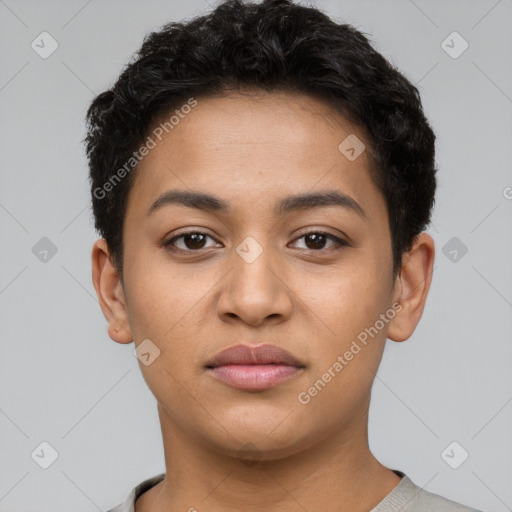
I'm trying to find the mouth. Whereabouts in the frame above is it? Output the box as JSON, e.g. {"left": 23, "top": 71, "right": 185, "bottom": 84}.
{"left": 205, "top": 343, "right": 305, "bottom": 391}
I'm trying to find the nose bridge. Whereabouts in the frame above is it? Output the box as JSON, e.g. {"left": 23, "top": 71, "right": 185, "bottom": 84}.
{"left": 233, "top": 233, "right": 278, "bottom": 297}
{"left": 217, "top": 233, "right": 292, "bottom": 325}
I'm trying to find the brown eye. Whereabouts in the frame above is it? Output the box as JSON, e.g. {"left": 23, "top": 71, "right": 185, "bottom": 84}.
{"left": 304, "top": 233, "right": 328, "bottom": 250}
{"left": 164, "top": 232, "right": 218, "bottom": 251}
{"left": 182, "top": 233, "right": 208, "bottom": 250}
{"left": 291, "top": 231, "right": 347, "bottom": 251}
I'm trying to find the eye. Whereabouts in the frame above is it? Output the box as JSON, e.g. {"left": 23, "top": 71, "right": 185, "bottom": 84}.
{"left": 163, "top": 230, "right": 348, "bottom": 254}
{"left": 290, "top": 231, "right": 348, "bottom": 251}
{"left": 164, "top": 231, "right": 221, "bottom": 252}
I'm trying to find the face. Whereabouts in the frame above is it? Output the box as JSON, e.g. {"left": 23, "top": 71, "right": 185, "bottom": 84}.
{"left": 93, "top": 89, "right": 428, "bottom": 461}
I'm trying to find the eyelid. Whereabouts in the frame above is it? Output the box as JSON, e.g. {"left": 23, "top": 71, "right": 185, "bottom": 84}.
{"left": 289, "top": 230, "right": 349, "bottom": 250}
{"left": 292, "top": 226, "right": 349, "bottom": 242}
{"left": 164, "top": 230, "right": 220, "bottom": 251}
{"left": 163, "top": 228, "right": 349, "bottom": 252}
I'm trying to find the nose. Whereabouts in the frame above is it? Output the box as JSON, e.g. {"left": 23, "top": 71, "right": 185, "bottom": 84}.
{"left": 216, "top": 238, "right": 293, "bottom": 327}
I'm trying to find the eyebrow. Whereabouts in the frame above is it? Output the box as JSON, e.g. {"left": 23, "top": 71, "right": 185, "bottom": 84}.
{"left": 147, "top": 189, "right": 366, "bottom": 218}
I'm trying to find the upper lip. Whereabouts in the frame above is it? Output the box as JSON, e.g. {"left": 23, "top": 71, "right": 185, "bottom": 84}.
{"left": 205, "top": 343, "right": 305, "bottom": 368}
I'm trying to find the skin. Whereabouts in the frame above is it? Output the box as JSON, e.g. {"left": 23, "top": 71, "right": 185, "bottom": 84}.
{"left": 92, "top": 89, "right": 435, "bottom": 512}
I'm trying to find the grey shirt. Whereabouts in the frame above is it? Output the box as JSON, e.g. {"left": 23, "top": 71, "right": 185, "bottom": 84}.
{"left": 106, "top": 470, "right": 482, "bottom": 512}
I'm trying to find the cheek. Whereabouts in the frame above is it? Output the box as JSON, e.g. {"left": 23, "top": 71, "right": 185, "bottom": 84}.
{"left": 123, "top": 245, "right": 194, "bottom": 336}
{"left": 123, "top": 265, "right": 204, "bottom": 402}
{"left": 301, "top": 253, "right": 392, "bottom": 400}
{"left": 313, "top": 258, "right": 390, "bottom": 337}
{"left": 123, "top": 253, "right": 214, "bottom": 374}
{"left": 294, "top": 271, "right": 390, "bottom": 426}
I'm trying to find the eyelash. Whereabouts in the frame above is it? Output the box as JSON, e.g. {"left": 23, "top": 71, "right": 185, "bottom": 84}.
{"left": 163, "top": 230, "right": 349, "bottom": 253}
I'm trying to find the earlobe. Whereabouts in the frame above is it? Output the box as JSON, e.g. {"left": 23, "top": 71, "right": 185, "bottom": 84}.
{"left": 387, "top": 232, "right": 435, "bottom": 343}
{"left": 91, "top": 238, "right": 133, "bottom": 344}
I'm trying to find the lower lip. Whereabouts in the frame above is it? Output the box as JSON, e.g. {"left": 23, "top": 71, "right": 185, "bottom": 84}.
{"left": 208, "top": 364, "right": 303, "bottom": 390}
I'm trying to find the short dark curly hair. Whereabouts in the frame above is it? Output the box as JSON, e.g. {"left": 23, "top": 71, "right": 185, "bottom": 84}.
{"left": 84, "top": 0, "right": 437, "bottom": 279}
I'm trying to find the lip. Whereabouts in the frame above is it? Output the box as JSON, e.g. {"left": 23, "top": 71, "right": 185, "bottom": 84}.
{"left": 205, "top": 343, "right": 305, "bottom": 391}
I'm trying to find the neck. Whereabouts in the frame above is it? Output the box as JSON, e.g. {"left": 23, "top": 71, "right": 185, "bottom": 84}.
{"left": 135, "top": 403, "right": 401, "bottom": 512}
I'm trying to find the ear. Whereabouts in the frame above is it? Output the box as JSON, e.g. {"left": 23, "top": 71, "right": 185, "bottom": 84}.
{"left": 387, "top": 232, "right": 435, "bottom": 342}
{"left": 91, "top": 238, "right": 133, "bottom": 344}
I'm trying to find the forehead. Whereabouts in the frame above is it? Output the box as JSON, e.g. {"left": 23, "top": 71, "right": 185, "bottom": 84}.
{"left": 126, "top": 90, "right": 385, "bottom": 222}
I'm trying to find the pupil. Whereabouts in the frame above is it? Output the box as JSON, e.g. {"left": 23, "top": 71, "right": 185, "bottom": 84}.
{"left": 186, "top": 233, "right": 206, "bottom": 249}
{"left": 306, "top": 233, "right": 325, "bottom": 250}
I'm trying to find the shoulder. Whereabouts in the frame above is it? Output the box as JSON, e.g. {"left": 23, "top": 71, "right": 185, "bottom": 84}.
{"left": 105, "top": 472, "right": 166, "bottom": 512}
{"left": 406, "top": 485, "right": 483, "bottom": 512}
{"left": 372, "top": 472, "right": 483, "bottom": 512}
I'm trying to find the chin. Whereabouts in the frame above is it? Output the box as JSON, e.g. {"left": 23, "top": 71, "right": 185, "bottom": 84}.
{"left": 203, "top": 410, "right": 320, "bottom": 462}
{"left": 219, "top": 436, "right": 309, "bottom": 464}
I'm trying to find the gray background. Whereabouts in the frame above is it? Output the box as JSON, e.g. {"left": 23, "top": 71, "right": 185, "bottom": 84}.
{"left": 1, "top": 0, "right": 511, "bottom": 510}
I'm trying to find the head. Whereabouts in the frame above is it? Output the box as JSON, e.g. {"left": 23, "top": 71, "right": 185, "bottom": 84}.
{"left": 87, "top": 0, "right": 436, "bottom": 461}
